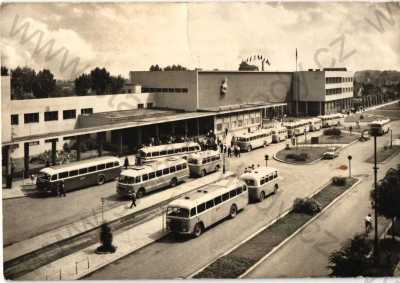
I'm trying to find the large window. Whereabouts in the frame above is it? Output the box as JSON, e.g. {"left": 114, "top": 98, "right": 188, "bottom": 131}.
{"left": 24, "top": 113, "right": 39, "bottom": 124}
{"left": 63, "top": 109, "right": 76, "bottom": 120}
{"left": 138, "top": 103, "right": 144, "bottom": 109}
{"left": 44, "top": 111, "right": 58, "bottom": 121}
{"left": 11, "top": 114, "right": 19, "bottom": 125}
{"left": 81, "top": 108, "right": 93, "bottom": 115}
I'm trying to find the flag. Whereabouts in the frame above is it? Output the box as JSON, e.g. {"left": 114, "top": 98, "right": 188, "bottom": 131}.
{"left": 266, "top": 59, "right": 271, "bottom": 66}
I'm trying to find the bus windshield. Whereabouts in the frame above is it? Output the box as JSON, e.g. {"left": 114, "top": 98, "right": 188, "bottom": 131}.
{"left": 188, "top": 158, "right": 199, "bottom": 164}
{"left": 38, "top": 172, "right": 51, "bottom": 181}
{"left": 119, "top": 175, "right": 135, "bottom": 184}
{"left": 167, "top": 206, "right": 190, "bottom": 218}
{"left": 242, "top": 178, "right": 256, "bottom": 186}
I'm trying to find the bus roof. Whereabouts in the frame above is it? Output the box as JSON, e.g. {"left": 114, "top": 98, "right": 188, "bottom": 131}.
{"left": 169, "top": 176, "right": 244, "bottom": 209}
{"left": 121, "top": 157, "right": 186, "bottom": 177}
{"left": 235, "top": 129, "right": 271, "bottom": 138}
{"left": 188, "top": 150, "right": 220, "bottom": 159}
{"left": 138, "top": 142, "right": 200, "bottom": 154}
{"left": 240, "top": 166, "right": 278, "bottom": 180}
{"left": 40, "top": 156, "right": 120, "bottom": 175}
{"left": 369, "top": 119, "right": 391, "bottom": 126}
{"left": 317, "top": 113, "right": 344, "bottom": 119}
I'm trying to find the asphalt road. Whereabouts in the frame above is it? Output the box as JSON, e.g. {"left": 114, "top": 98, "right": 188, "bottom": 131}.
{"left": 84, "top": 125, "right": 399, "bottom": 280}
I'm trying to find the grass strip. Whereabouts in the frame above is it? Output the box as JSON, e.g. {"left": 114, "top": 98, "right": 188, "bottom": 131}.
{"left": 365, "top": 146, "right": 400, "bottom": 163}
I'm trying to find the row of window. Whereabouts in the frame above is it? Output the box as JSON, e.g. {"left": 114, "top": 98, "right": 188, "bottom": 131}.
{"left": 189, "top": 155, "right": 220, "bottom": 165}
{"left": 325, "top": 77, "right": 353, "bottom": 84}
{"left": 11, "top": 108, "right": 93, "bottom": 125}
{"left": 45, "top": 161, "right": 120, "bottom": 181}
{"left": 216, "top": 117, "right": 261, "bottom": 132}
{"left": 237, "top": 132, "right": 271, "bottom": 142}
{"left": 194, "top": 186, "right": 247, "bottom": 216}
{"left": 326, "top": 88, "right": 343, "bottom": 95}
{"left": 140, "top": 146, "right": 201, "bottom": 158}
{"left": 142, "top": 87, "right": 188, "bottom": 93}
{"left": 120, "top": 163, "right": 187, "bottom": 184}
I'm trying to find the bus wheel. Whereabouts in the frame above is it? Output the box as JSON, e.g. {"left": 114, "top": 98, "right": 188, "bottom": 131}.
{"left": 230, "top": 204, "right": 238, "bottom": 218}
{"left": 193, "top": 223, "right": 203, "bottom": 237}
{"left": 137, "top": 188, "right": 145, "bottom": 198}
{"left": 201, "top": 169, "right": 207, "bottom": 177}
{"left": 274, "top": 184, "right": 279, "bottom": 194}
{"left": 170, "top": 178, "right": 178, "bottom": 187}
{"left": 259, "top": 191, "right": 265, "bottom": 201}
{"left": 215, "top": 165, "right": 220, "bottom": 171}
{"left": 97, "top": 175, "right": 105, "bottom": 185}
{"left": 247, "top": 145, "right": 252, "bottom": 152}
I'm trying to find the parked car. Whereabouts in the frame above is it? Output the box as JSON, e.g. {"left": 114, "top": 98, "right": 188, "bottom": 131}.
{"left": 322, "top": 148, "right": 339, "bottom": 159}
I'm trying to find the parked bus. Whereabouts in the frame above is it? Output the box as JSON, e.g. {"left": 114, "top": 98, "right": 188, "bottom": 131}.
{"left": 136, "top": 142, "right": 201, "bottom": 164}
{"left": 235, "top": 129, "right": 272, "bottom": 152}
{"left": 36, "top": 156, "right": 121, "bottom": 194}
{"left": 318, "top": 113, "right": 344, "bottom": 128}
{"left": 308, "top": 118, "right": 323, "bottom": 132}
{"left": 188, "top": 150, "right": 222, "bottom": 177}
{"left": 369, "top": 119, "right": 391, "bottom": 136}
{"left": 283, "top": 120, "right": 308, "bottom": 137}
{"left": 271, "top": 126, "right": 288, "bottom": 143}
{"left": 166, "top": 177, "right": 248, "bottom": 237}
{"left": 117, "top": 157, "right": 189, "bottom": 198}
{"left": 240, "top": 167, "right": 279, "bottom": 202}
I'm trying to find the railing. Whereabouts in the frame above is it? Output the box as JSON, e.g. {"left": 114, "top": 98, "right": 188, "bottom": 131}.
{"left": 45, "top": 257, "right": 90, "bottom": 280}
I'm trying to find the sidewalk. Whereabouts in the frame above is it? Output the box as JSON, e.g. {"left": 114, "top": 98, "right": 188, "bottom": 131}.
{"left": 2, "top": 178, "right": 36, "bottom": 200}
{"left": 4, "top": 171, "right": 232, "bottom": 263}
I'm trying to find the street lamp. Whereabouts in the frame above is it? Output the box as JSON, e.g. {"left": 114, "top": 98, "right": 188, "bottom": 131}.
{"left": 347, "top": 155, "right": 352, "bottom": 178}
{"left": 304, "top": 127, "right": 307, "bottom": 143}
{"left": 101, "top": 197, "right": 105, "bottom": 224}
{"left": 369, "top": 126, "right": 380, "bottom": 263}
{"left": 390, "top": 128, "right": 393, "bottom": 148}
{"left": 265, "top": 154, "right": 269, "bottom": 167}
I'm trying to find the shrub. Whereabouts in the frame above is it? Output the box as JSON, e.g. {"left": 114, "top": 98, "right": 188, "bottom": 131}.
{"left": 333, "top": 176, "right": 347, "bottom": 186}
{"left": 286, "top": 152, "right": 309, "bottom": 161}
{"left": 360, "top": 114, "right": 364, "bottom": 120}
{"left": 293, "top": 197, "right": 321, "bottom": 215}
{"left": 323, "top": 128, "right": 342, "bottom": 136}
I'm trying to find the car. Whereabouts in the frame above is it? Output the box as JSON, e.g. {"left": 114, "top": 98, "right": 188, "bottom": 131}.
{"left": 322, "top": 148, "right": 339, "bottom": 159}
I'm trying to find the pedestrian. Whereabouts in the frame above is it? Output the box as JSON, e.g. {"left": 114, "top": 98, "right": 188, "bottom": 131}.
{"left": 225, "top": 128, "right": 228, "bottom": 137}
{"left": 219, "top": 143, "right": 224, "bottom": 153}
{"left": 231, "top": 136, "right": 235, "bottom": 147}
{"left": 223, "top": 145, "right": 227, "bottom": 154}
{"left": 130, "top": 191, "right": 137, "bottom": 208}
{"left": 59, "top": 181, "right": 66, "bottom": 197}
{"left": 124, "top": 156, "right": 129, "bottom": 169}
{"left": 365, "top": 213, "right": 372, "bottom": 233}
{"left": 46, "top": 160, "right": 50, "bottom": 167}
{"left": 227, "top": 147, "right": 232, "bottom": 158}
{"left": 236, "top": 145, "right": 241, "bottom": 157}
{"left": 251, "top": 164, "right": 255, "bottom": 170}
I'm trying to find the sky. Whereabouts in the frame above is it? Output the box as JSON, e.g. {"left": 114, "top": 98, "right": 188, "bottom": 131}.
{"left": 0, "top": 2, "right": 399, "bottom": 80}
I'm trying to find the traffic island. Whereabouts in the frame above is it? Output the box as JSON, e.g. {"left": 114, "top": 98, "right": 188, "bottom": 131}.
{"left": 275, "top": 146, "right": 330, "bottom": 165}
{"left": 193, "top": 177, "right": 359, "bottom": 279}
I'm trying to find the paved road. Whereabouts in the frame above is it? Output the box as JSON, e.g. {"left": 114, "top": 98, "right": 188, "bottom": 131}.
{"left": 245, "top": 121, "right": 400, "bottom": 278}
{"left": 85, "top": 126, "right": 391, "bottom": 279}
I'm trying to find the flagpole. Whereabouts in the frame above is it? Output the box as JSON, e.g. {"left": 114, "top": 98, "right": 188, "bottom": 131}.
{"left": 295, "top": 48, "right": 299, "bottom": 117}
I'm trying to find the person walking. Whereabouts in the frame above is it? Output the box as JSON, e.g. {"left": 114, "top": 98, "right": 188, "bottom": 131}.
{"left": 124, "top": 156, "right": 129, "bottom": 169}
{"left": 227, "top": 147, "right": 232, "bottom": 158}
{"left": 236, "top": 145, "right": 241, "bottom": 157}
{"left": 129, "top": 191, "right": 137, "bottom": 208}
{"left": 58, "top": 181, "right": 66, "bottom": 197}
{"left": 219, "top": 142, "right": 224, "bottom": 153}
{"left": 365, "top": 213, "right": 372, "bottom": 233}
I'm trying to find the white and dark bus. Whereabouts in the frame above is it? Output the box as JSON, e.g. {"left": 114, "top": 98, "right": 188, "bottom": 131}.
{"left": 117, "top": 157, "right": 189, "bottom": 198}
{"left": 369, "top": 119, "right": 391, "bottom": 136}
{"left": 240, "top": 167, "right": 280, "bottom": 202}
{"left": 187, "top": 150, "right": 222, "bottom": 177}
{"left": 271, "top": 126, "right": 288, "bottom": 143}
{"left": 307, "top": 118, "right": 323, "bottom": 132}
{"left": 318, "top": 114, "right": 344, "bottom": 128}
{"left": 136, "top": 142, "right": 201, "bottom": 164}
{"left": 166, "top": 177, "right": 248, "bottom": 237}
{"left": 36, "top": 156, "right": 121, "bottom": 194}
{"left": 283, "top": 120, "right": 308, "bottom": 137}
{"left": 235, "top": 129, "right": 272, "bottom": 152}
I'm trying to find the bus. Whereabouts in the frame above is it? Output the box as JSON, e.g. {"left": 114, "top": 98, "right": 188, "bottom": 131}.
{"left": 318, "top": 114, "right": 344, "bottom": 128}
{"left": 240, "top": 167, "right": 279, "bottom": 202}
{"left": 283, "top": 120, "right": 308, "bottom": 137}
{"left": 136, "top": 142, "right": 201, "bottom": 164}
{"left": 36, "top": 156, "right": 121, "bottom": 194}
{"left": 187, "top": 150, "right": 222, "bottom": 177}
{"left": 369, "top": 119, "right": 391, "bottom": 136}
{"left": 271, "top": 126, "right": 288, "bottom": 143}
{"left": 117, "top": 157, "right": 189, "bottom": 198}
{"left": 166, "top": 177, "right": 248, "bottom": 237}
{"left": 235, "top": 129, "right": 272, "bottom": 152}
{"left": 308, "top": 118, "right": 323, "bottom": 132}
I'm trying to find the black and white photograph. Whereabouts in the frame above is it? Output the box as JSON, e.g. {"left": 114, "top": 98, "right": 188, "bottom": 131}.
{"left": 1, "top": 1, "right": 400, "bottom": 280}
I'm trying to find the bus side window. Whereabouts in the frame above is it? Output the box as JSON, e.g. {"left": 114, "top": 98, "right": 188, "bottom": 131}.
{"left": 206, "top": 200, "right": 214, "bottom": 209}
{"left": 79, "top": 168, "right": 88, "bottom": 174}
{"left": 160, "top": 150, "right": 167, "bottom": 155}
{"left": 106, "top": 162, "right": 113, "bottom": 168}
{"left": 162, "top": 168, "right": 170, "bottom": 175}
{"left": 260, "top": 178, "right": 265, "bottom": 185}
{"left": 222, "top": 192, "right": 229, "bottom": 201}
{"left": 243, "top": 185, "right": 247, "bottom": 191}
{"left": 214, "top": 196, "right": 222, "bottom": 205}
{"left": 114, "top": 161, "right": 119, "bottom": 167}
{"left": 149, "top": 172, "right": 156, "bottom": 179}
{"left": 170, "top": 166, "right": 176, "bottom": 173}
{"left": 268, "top": 175, "right": 273, "bottom": 181}
{"left": 182, "top": 163, "right": 187, "bottom": 169}
{"left": 156, "top": 170, "right": 162, "bottom": 177}
{"left": 189, "top": 146, "right": 195, "bottom": 151}
{"left": 236, "top": 186, "right": 242, "bottom": 194}
{"left": 174, "top": 148, "right": 180, "bottom": 153}
{"left": 142, "top": 174, "right": 149, "bottom": 181}
{"left": 153, "top": 151, "right": 160, "bottom": 157}
{"left": 59, "top": 172, "right": 68, "bottom": 179}
{"left": 274, "top": 172, "right": 278, "bottom": 178}
{"left": 69, "top": 170, "right": 78, "bottom": 177}
{"left": 51, "top": 175, "right": 58, "bottom": 181}
{"left": 229, "top": 189, "right": 237, "bottom": 198}
{"left": 88, "top": 166, "right": 96, "bottom": 173}
{"left": 182, "top": 147, "right": 188, "bottom": 153}
{"left": 176, "top": 164, "right": 182, "bottom": 171}
{"left": 197, "top": 203, "right": 206, "bottom": 213}
{"left": 202, "top": 158, "right": 207, "bottom": 164}
{"left": 135, "top": 176, "right": 141, "bottom": 183}
{"left": 98, "top": 164, "right": 106, "bottom": 170}
{"left": 167, "top": 149, "right": 174, "bottom": 154}
{"left": 146, "top": 153, "right": 151, "bottom": 157}
{"left": 190, "top": 207, "right": 197, "bottom": 216}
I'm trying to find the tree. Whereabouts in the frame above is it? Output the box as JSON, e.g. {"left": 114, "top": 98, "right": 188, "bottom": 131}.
{"left": 163, "top": 64, "right": 187, "bottom": 71}
{"left": 32, "top": 69, "right": 56, "bottom": 98}
{"left": 328, "top": 234, "right": 372, "bottom": 277}
{"left": 90, "top": 67, "right": 111, "bottom": 95}
{"left": 109, "top": 75, "right": 125, "bottom": 94}
{"left": 238, "top": 61, "right": 258, "bottom": 71}
{"left": 149, "top": 64, "right": 162, "bottom": 71}
{"left": 74, "top": 73, "right": 91, "bottom": 96}
{"left": 371, "top": 165, "right": 400, "bottom": 239}
{"left": 1, "top": 66, "right": 8, "bottom": 76}
{"left": 10, "top": 67, "right": 36, "bottom": 99}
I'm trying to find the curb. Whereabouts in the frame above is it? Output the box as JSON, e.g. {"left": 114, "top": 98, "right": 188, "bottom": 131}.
{"left": 272, "top": 152, "right": 322, "bottom": 165}
{"left": 239, "top": 178, "right": 362, "bottom": 278}
{"left": 186, "top": 178, "right": 334, "bottom": 279}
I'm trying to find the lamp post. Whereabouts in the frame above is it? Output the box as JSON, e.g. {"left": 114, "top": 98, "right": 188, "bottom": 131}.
{"left": 369, "top": 126, "right": 380, "bottom": 264}
{"left": 390, "top": 128, "right": 393, "bottom": 148}
{"left": 265, "top": 154, "right": 269, "bottom": 167}
{"left": 347, "top": 155, "right": 352, "bottom": 178}
{"left": 101, "top": 197, "right": 105, "bottom": 224}
{"left": 304, "top": 127, "right": 307, "bottom": 143}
